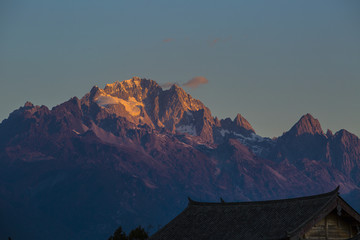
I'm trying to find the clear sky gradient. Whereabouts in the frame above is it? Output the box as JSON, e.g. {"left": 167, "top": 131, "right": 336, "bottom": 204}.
{"left": 1, "top": 0, "right": 359, "bottom": 138}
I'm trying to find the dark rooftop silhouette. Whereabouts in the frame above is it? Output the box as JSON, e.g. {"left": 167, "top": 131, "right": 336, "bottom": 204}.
{"left": 150, "top": 187, "right": 360, "bottom": 240}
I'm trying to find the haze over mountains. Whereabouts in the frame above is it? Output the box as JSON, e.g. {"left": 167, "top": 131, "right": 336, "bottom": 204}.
{"left": 1, "top": 77, "right": 359, "bottom": 240}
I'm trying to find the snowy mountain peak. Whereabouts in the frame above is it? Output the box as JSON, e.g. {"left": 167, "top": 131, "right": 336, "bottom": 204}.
{"left": 104, "top": 77, "right": 141, "bottom": 95}
{"left": 100, "top": 78, "right": 162, "bottom": 102}
{"left": 81, "top": 77, "right": 214, "bottom": 141}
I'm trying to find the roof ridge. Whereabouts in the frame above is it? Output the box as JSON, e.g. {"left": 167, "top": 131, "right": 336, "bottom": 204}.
{"left": 188, "top": 186, "right": 339, "bottom": 206}
{"left": 286, "top": 189, "right": 338, "bottom": 236}
{"left": 151, "top": 187, "right": 355, "bottom": 240}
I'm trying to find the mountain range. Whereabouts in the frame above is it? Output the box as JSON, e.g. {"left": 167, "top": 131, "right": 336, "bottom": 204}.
{"left": 1, "top": 77, "right": 359, "bottom": 240}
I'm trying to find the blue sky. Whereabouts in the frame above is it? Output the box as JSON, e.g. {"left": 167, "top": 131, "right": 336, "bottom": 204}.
{"left": 1, "top": 0, "right": 359, "bottom": 137}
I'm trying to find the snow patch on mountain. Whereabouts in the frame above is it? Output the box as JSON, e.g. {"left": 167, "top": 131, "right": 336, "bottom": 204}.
{"left": 220, "top": 129, "right": 230, "bottom": 137}
{"left": 234, "top": 132, "right": 265, "bottom": 143}
{"left": 176, "top": 124, "right": 197, "bottom": 136}
{"left": 96, "top": 94, "right": 121, "bottom": 106}
{"left": 235, "top": 133, "right": 273, "bottom": 156}
{"left": 216, "top": 128, "right": 274, "bottom": 156}
{"left": 95, "top": 94, "right": 144, "bottom": 116}
{"left": 219, "top": 129, "right": 265, "bottom": 144}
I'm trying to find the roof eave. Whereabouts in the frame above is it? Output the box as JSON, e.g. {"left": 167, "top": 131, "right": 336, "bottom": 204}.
{"left": 287, "top": 186, "right": 340, "bottom": 238}
{"left": 337, "top": 195, "right": 360, "bottom": 223}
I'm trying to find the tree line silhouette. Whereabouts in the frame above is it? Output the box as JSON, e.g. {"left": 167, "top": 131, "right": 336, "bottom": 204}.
{"left": 108, "top": 225, "right": 149, "bottom": 240}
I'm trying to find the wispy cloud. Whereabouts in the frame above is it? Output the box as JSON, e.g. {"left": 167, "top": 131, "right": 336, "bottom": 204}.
{"left": 210, "top": 38, "right": 220, "bottom": 46}
{"left": 183, "top": 76, "right": 209, "bottom": 88}
{"left": 209, "top": 36, "right": 232, "bottom": 46}
{"left": 163, "top": 38, "right": 174, "bottom": 43}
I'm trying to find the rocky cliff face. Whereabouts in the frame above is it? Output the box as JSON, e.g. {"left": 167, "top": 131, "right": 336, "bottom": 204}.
{"left": 1, "top": 77, "right": 359, "bottom": 240}
{"left": 328, "top": 130, "right": 360, "bottom": 183}
{"left": 287, "top": 113, "right": 324, "bottom": 136}
{"left": 270, "top": 113, "right": 328, "bottom": 162}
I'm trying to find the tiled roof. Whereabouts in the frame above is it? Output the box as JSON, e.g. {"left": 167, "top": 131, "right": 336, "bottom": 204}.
{"left": 150, "top": 187, "right": 360, "bottom": 240}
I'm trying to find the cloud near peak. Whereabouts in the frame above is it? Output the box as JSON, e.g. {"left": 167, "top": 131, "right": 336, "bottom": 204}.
{"left": 163, "top": 38, "right": 174, "bottom": 43}
{"left": 209, "top": 36, "right": 232, "bottom": 46}
{"left": 183, "top": 76, "right": 209, "bottom": 88}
